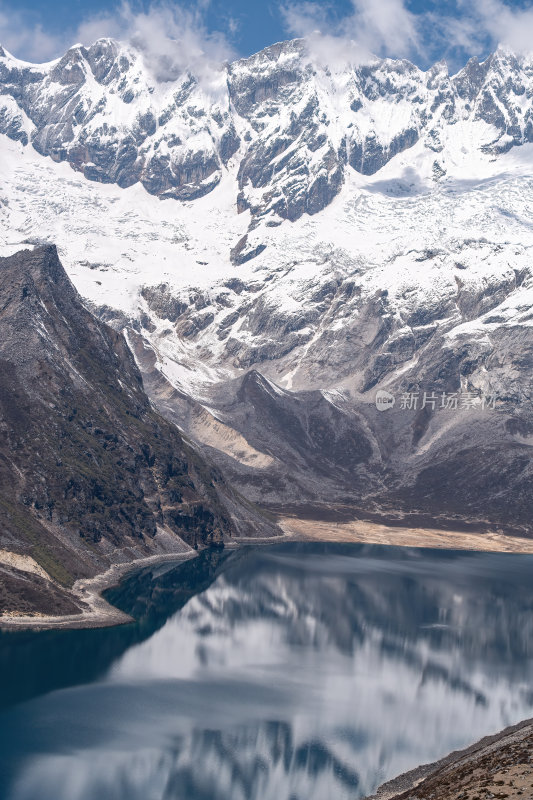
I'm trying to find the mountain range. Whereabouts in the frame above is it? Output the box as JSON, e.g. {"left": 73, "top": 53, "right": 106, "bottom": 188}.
{"left": 2, "top": 36, "right": 533, "bottom": 610}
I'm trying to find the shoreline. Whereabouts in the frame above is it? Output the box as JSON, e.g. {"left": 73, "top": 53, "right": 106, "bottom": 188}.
{"left": 3, "top": 520, "right": 533, "bottom": 797}
{"left": 279, "top": 516, "right": 533, "bottom": 553}
{"left": 3, "top": 516, "right": 533, "bottom": 632}
{"left": 0, "top": 550, "right": 199, "bottom": 632}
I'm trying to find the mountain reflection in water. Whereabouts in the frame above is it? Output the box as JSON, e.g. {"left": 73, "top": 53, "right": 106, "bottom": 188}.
{"left": 1, "top": 542, "right": 533, "bottom": 800}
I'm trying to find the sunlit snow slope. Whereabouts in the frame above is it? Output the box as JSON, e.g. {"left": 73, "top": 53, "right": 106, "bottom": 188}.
{"left": 2, "top": 38, "right": 533, "bottom": 528}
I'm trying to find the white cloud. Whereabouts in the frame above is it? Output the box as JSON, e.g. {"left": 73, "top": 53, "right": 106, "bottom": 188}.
{"left": 422, "top": 1, "right": 533, "bottom": 64}
{"left": 281, "top": 0, "right": 423, "bottom": 65}
{"left": 281, "top": 0, "right": 533, "bottom": 70}
{"left": 0, "top": 1, "right": 236, "bottom": 81}
{"left": 74, "top": 2, "right": 236, "bottom": 82}
{"left": 2, "top": 0, "right": 533, "bottom": 75}
{"left": 0, "top": 7, "right": 64, "bottom": 62}
{"left": 468, "top": 0, "right": 533, "bottom": 55}
{"left": 348, "top": 0, "right": 420, "bottom": 58}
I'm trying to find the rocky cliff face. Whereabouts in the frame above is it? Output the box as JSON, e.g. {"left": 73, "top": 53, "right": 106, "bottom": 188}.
{"left": 0, "top": 246, "right": 277, "bottom": 614}
{"left": 2, "top": 38, "right": 533, "bottom": 540}
{"left": 2, "top": 39, "right": 533, "bottom": 226}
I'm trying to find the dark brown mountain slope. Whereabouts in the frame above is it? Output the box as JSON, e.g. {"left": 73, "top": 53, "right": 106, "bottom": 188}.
{"left": 0, "top": 246, "right": 277, "bottom": 615}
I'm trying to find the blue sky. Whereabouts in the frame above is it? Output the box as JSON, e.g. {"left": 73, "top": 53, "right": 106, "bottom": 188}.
{"left": 1, "top": 0, "right": 533, "bottom": 71}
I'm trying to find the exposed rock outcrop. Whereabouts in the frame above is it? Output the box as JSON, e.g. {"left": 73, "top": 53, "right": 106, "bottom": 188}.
{"left": 0, "top": 246, "right": 278, "bottom": 614}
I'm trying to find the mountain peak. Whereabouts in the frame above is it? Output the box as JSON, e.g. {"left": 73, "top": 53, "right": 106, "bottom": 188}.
{"left": 235, "top": 38, "right": 307, "bottom": 68}
{"left": 1, "top": 244, "right": 65, "bottom": 287}
{"left": 2, "top": 37, "right": 533, "bottom": 227}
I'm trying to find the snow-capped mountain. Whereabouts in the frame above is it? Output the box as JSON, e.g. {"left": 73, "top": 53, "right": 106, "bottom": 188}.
{"left": 2, "top": 37, "right": 533, "bottom": 531}
{"left": 2, "top": 38, "right": 533, "bottom": 224}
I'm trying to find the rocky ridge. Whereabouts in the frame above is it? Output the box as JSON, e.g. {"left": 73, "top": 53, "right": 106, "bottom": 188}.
{"left": 2, "top": 38, "right": 533, "bottom": 227}
{"left": 0, "top": 246, "right": 277, "bottom": 615}
{"left": 3, "top": 39, "right": 533, "bottom": 537}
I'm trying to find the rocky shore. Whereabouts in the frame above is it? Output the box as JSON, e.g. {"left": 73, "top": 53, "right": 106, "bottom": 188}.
{"left": 0, "top": 549, "right": 197, "bottom": 631}
{"left": 4, "top": 517, "right": 533, "bottom": 631}
{"left": 366, "top": 718, "right": 533, "bottom": 800}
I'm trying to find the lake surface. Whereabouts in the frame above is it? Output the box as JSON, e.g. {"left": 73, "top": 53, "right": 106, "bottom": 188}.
{"left": 1, "top": 542, "right": 533, "bottom": 800}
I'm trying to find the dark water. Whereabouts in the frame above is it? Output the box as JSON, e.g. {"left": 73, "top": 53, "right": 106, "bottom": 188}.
{"left": 1, "top": 543, "right": 533, "bottom": 800}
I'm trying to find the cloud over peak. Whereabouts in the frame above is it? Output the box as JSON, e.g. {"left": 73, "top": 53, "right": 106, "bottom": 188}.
{"left": 281, "top": 0, "right": 422, "bottom": 63}
{"left": 280, "top": 0, "right": 533, "bottom": 72}
{"left": 76, "top": 2, "right": 236, "bottom": 82}
{"left": 0, "top": 1, "right": 236, "bottom": 79}
{"left": 2, "top": 0, "right": 533, "bottom": 75}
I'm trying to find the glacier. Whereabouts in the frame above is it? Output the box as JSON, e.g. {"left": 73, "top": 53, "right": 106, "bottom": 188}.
{"left": 2, "top": 37, "right": 533, "bottom": 532}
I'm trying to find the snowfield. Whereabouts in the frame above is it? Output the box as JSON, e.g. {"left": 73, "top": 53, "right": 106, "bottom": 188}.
{"left": 2, "top": 125, "right": 533, "bottom": 397}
